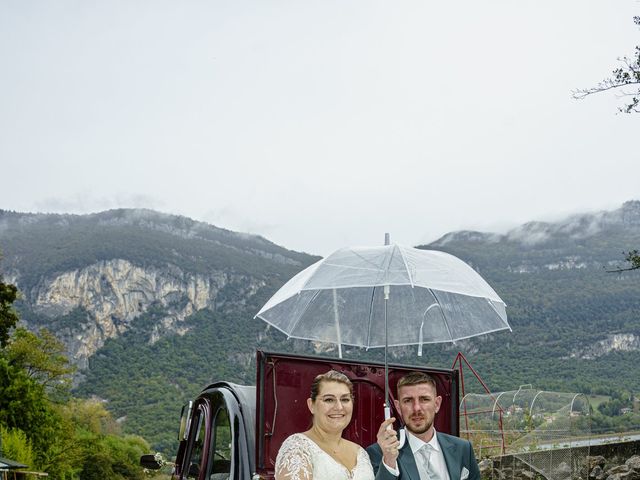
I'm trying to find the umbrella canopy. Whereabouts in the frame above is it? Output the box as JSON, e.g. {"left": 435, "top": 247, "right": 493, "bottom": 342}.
{"left": 256, "top": 244, "right": 510, "bottom": 356}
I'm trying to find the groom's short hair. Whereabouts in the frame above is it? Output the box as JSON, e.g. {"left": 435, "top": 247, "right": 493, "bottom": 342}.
{"left": 396, "top": 371, "right": 437, "bottom": 394}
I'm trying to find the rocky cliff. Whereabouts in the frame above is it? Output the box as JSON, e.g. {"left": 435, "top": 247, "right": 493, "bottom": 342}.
{"left": 568, "top": 334, "right": 640, "bottom": 360}
{"left": 15, "top": 258, "right": 265, "bottom": 369}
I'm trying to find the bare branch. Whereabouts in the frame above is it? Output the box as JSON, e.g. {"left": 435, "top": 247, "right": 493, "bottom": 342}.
{"left": 606, "top": 264, "right": 640, "bottom": 273}
{"left": 606, "top": 249, "right": 640, "bottom": 272}
{"left": 573, "top": 18, "right": 640, "bottom": 113}
{"left": 572, "top": 81, "right": 638, "bottom": 99}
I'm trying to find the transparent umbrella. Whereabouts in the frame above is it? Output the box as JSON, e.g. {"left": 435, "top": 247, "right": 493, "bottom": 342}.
{"left": 255, "top": 243, "right": 511, "bottom": 419}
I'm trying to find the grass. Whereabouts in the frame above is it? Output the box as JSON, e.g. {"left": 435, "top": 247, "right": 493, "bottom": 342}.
{"left": 587, "top": 395, "right": 610, "bottom": 409}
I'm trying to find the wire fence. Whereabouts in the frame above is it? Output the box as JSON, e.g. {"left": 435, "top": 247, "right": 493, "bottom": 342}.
{"left": 460, "top": 387, "right": 591, "bottom": 480}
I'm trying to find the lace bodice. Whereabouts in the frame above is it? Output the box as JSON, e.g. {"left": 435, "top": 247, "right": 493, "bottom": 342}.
{"left": 275, "top": 433, "right": 374, "bottom": 480}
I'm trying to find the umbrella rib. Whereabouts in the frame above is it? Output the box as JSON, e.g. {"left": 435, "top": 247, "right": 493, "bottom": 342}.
{"left": 348, "top": 249, "right": 391, "bottom": 272}
{"left": 285, "top": 289, "right": 323, "bottom": 337}
{"left": 320, "top": 262, "right": 382, "bottom": 272}
{"left": 485, "top": 297, "right": 510, "bottom": 327}
{"left": 427, "top": 288, "right": 455, "bottom": 342}
{"left": 337, "top": 246, "right": 395, "bottom": 285}
{"left": 397, "top": 245, "right": 415, "bottom": 288}
{"left": 297, "top": 258, "right": 324, "bottom": 292}
{"left": 381, "top": 245, "right": 397, "bottom": 285}
{"left": 365, "top": 285, "right": 376, "bottom": 348}
{"left": 332, "top": 288, "right": 343, "bottom": 358}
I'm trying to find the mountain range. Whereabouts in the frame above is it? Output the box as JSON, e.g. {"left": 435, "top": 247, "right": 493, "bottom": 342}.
{"left": 1, "top": 201, "right": 640, "bottom": 452}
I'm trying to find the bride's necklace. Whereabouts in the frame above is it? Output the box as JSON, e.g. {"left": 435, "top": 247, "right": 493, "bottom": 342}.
{"left": 306, "top": 429, "right": 356, "bottom": 476}
{"left": 309, "top": 429, "right": 343, "bottom": 455}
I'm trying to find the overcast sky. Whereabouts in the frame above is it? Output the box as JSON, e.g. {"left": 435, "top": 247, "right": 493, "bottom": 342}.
{"left": 1, "top": 1, "right": 639, "bottom": 255}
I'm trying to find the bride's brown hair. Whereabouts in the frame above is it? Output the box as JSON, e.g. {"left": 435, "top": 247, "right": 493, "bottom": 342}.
{"left": 309, "top": 370, "right": 353, "bottom": 401}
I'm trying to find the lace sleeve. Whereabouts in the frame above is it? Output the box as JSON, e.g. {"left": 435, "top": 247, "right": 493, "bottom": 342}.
{"left": 275, "top": 434, "right": 314, "bottom": 480}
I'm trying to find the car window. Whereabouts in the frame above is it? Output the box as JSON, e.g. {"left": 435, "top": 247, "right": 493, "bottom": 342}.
{"left": 209, "top": 403, "right": 231, "bottom": 479}
{"left": 186, "top": 405, "right": 206, "bottom": 479}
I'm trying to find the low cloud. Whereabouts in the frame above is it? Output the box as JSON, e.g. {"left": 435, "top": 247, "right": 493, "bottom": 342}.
{"left": 33, "top": 193, "right": 164, "bottom": 215}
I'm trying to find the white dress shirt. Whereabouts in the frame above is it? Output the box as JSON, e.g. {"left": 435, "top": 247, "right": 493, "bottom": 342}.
{"left": 383, "top": 429, "right": 451, "bottom": 480}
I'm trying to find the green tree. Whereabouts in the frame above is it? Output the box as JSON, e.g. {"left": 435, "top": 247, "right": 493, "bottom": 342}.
{"left": 598, "top": 398, "right": 625, "bottom": 417}
{"left": 0, "top": 274, "right": 150, "bottom": 479}
{"left": 0, "top": 317, "right": 76, "bottom": 466}
{"left": 0, "top": 425, "right": 34, "bottom": 467}
{"left": 0, "top": 355, "right": 78, "bottom": 465}
{"left": 65, "top": 398, "right": 120, "bottom": 436}
{"left": 0, "top": 280, "right": 19, "bottom": 348}
{"left": 67, "top": 399, "right": 150, "bottom": 480}
{"left": 573, "top": 16, "right": 640, "bottom": 113}
{"left": 6, "top": 327, "right": 75, "bottom": 399}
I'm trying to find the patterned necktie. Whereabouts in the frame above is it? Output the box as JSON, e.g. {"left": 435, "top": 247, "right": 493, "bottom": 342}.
{"left": 418, "top": 444, "right": 440, "bottom": 480}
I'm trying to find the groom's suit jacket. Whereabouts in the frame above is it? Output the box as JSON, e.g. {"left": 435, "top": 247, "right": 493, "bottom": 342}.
{"left": 366, "top": 432, "right": 480, "bottom": 480}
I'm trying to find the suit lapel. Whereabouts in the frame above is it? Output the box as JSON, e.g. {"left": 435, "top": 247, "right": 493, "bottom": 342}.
{"left": 398, "top": 441, "right": 421, "bottom": 480}
{"left": 438, "top": 434, "right": 461, "bottom": 480}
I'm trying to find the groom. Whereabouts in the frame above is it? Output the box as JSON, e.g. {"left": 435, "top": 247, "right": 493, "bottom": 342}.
{"left": 366, "top": 372, "right": 480, "bottom": 480}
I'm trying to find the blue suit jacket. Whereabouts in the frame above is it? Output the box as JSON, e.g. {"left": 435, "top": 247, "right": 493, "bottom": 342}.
{"left": 366, "top": 432, "right": 480, "bottom": 480}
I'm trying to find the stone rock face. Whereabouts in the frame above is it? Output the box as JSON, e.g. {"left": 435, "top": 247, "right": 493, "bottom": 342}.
{"left": 590, "top": 465, "right": 604, "bottom": 480}
{"left": 485, "top": 442, "right": 640, "bottom": 480}
{"left": 20, "top": 258, "right": 265, "bottom": 369}
{"left": 569, "top": 334, "right": 640, "bottom": 360}
{"left": 626, "top": 456, "right": 640, "bottom": 471}
{"left": 606, "top": 465, "right": 631, "bottom": 477}
{"left": 606, "top": 467, "right": 640, "bottom": 480}
{"left": 588, "top": 456, "right": 607, "bottom": 470}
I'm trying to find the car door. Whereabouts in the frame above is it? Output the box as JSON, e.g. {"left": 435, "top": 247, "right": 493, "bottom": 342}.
{"left": 209, "top": 391, "right": 233, "bottom": 479}
{"left": 180, "top": 398, "right": 211, "bottom": 480}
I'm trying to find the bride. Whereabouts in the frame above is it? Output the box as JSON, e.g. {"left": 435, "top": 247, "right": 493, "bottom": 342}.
{"left": 275, "top": 370, "right": 375, "bottom": 480}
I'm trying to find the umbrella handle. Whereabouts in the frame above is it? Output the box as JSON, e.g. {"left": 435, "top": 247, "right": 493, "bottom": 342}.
{"left": 384, "top": 405, "right": 406, "bottom": 449}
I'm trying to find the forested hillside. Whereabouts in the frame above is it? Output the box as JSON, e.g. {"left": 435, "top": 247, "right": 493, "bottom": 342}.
{"left": 420, "top": 200, "right": 640, "bottom": 393}
{"left": 1, "top": 202, "right": 640, "bottom": 454}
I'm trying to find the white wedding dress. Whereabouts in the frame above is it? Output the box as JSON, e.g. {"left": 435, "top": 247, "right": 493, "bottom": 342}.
{"left": 275, "top": 433, "right": 375, "bottom": 480}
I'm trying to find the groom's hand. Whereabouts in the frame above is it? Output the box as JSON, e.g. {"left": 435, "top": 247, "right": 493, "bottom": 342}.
{"left": 377, "top": 417, "right": 400, "bottom": 469}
